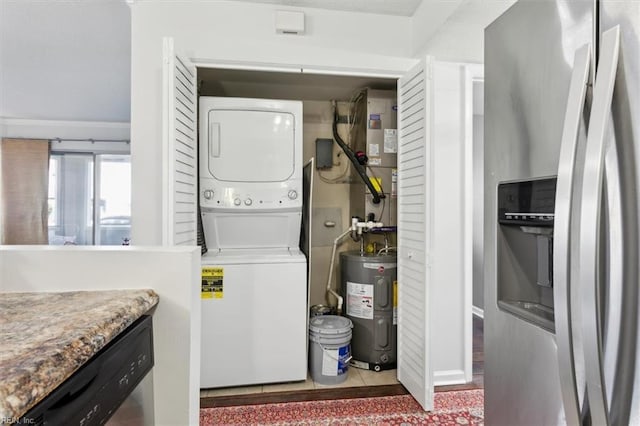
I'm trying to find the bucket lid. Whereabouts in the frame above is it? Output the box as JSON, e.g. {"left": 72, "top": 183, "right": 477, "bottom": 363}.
{"left": 309, "top": 315, "right": 353, "bottom": 334}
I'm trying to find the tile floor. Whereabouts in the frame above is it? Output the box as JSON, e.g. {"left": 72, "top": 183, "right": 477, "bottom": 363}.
{"left": 200, "top": 315, "right": 485, "bottom": 399}
{"left": 200, "top": 367, "right": 399, "bottom": 398}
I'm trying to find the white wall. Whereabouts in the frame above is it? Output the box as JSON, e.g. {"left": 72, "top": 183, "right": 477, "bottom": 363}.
{"left": 413, "top": 0, "right": 516, "bottom": 63}
{"left": 130, "top": 0, "right": 417, "bottom": 244}
{"left": 0, "top": 246, "right": 202, "bottom": 426}
{"left": 411, "top": 0, "right": 463, "bottom": 56}
{"left": 130, "top": 1, "right": 476, "bottom": 389}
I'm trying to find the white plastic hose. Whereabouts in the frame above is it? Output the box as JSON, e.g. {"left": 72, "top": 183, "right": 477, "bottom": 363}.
{"left": 326, "top": 227, "right": 351, "bottom": 314}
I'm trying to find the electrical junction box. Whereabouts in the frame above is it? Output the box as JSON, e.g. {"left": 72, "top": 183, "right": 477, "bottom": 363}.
{"left": 275, "top": 10, "right": 305, "bottom": 35}
{"left": 315, "top": 138, "right": 333, "bottom": 169}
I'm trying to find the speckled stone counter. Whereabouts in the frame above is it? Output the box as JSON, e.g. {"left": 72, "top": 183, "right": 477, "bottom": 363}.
{"left": 0, "top": 289, "right": 159, "bottom": 421}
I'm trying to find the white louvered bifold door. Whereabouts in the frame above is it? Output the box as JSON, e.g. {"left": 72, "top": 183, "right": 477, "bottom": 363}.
{"left": 162, "top": 38, "right": 198, "bottom": 246}
{"left": 397, "top": 58, "right": 434, "bottom": 411}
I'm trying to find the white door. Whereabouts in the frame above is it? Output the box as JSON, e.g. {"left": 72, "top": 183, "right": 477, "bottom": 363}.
{"left": 162, "top": 38, "right": 198, "bottom": 246}
{"left": 397, "top": 57, "right": 434, "bottom": 411}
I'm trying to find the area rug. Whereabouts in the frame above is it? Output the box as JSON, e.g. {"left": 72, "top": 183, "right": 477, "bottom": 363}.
{"left": 199, "top": 388, "right": 484, "bottom": 425}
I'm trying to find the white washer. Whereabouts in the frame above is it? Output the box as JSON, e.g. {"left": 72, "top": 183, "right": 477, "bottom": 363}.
{"left": 198, "top": 97, "right": 308, "bottom": 388}
{"left": 200, "top": 249, "right": 307, "bottom": 388}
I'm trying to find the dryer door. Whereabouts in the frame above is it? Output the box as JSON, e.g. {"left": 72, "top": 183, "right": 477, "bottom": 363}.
{"left": 207, "top": 109, "right": 295, "bottom": 182}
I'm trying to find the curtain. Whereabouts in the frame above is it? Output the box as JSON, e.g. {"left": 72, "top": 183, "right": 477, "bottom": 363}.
{"left": 0, "top": 138, "right": 50, "bottom": 244}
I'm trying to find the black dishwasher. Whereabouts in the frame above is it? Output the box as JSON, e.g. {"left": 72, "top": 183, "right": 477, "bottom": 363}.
{"left": 21, "top": 315, "right": 154, "bottom": 426}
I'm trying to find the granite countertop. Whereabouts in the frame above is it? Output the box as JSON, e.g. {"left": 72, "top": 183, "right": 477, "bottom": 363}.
{"left": 0, "top": 289, "right": 159, "bottom": 421}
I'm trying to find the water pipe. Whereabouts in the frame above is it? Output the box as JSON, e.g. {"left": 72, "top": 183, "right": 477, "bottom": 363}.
{"left": 369, "top": 225, "right": 397, "bottom": 256}
{"left": 377, "top": 247, "right": 398, "bottom": 256}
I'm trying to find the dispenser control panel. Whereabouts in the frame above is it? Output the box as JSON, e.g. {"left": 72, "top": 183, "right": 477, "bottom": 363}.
{"left": 498, "top": 177, "right": 556, "bottom": 226}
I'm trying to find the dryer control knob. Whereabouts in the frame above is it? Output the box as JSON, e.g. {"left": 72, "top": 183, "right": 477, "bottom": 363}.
{"left": 234, "top": 198, "right": 242, "bottom": 206}
{"left": 288, "top": 190, "right": 298, "bottom": 200}
{"left": 244, "top": 198, "right": 253, "bottom": 206}
{"left": 203, "top": 189, "right": 214, "bottom": 200}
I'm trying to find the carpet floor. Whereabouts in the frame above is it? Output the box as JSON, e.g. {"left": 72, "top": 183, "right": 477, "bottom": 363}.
{"left": 199, "top": 388, "right": 484, "bottom": 425}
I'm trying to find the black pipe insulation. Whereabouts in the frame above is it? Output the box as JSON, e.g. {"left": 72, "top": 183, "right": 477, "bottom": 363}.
{"left": 331, "top": 103, "right": 384, "bottom": 204}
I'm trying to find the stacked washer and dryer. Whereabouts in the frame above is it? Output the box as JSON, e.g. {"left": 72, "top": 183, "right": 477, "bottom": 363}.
{"left": 198, "top": 97, "right": 308, "bottom": 388}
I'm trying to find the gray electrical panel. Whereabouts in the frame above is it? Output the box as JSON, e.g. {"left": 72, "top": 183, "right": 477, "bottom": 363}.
{"left": 315, "top": 138, "right": 334, "bottom": 169}
{"left": 349, "top": 89, "right": 397, "bottom": 226}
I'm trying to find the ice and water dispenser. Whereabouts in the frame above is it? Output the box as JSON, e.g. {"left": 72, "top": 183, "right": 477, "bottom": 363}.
{"left": 497, "top": 177, "right": 556, "bottom": 332}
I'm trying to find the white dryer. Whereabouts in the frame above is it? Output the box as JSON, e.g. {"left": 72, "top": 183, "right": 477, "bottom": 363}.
{"left": 198, "top": 97, "right": 307, "bottom": 388}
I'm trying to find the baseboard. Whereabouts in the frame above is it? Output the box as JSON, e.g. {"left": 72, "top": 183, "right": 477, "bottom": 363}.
{"left": 433, "top": 369, "right": 467, "bottom": 387}
{"left": 200, "top": 384, "right": 408, "bottom": 408}
{"left": 472, "top": 306, "right": 484, "bottom": 319}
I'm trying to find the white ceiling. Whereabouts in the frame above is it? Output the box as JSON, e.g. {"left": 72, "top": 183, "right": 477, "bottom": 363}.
{"left": 227, "top": 0, "right": 424, "bottom": 17}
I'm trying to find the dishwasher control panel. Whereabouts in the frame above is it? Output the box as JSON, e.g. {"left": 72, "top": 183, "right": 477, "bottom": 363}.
{"left": 21, "top": 315, "right": 154, "bottom": 426}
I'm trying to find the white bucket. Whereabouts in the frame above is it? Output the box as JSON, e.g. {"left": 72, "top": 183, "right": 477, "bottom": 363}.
{"left": 308, "top": 315, "right": 353, "bottom": 385}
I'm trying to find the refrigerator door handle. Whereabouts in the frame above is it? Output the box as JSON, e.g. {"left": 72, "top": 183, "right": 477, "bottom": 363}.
{"left": 554, "top": 42, "right": 591, "bottom": 426}
{"left": 579, "top": 25, "right": 621, "bottom": 426}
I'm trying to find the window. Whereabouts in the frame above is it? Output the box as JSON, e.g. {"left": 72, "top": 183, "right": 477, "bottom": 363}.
{"left": 48, "top": 140, "right": 131, "bottom": 245}
{"left": 97, "top": 155, "right": 131, "bottom": 245}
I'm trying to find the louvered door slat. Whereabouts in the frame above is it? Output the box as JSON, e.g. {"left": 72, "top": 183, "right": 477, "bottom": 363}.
{"left": 162, "top": 38, "right": 198, "bottom": 246}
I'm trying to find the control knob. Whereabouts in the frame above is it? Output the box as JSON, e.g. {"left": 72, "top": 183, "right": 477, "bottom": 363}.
{"left": 288, "top": 190, "right": 298, "bottom": 200}
{"left": 244, "top": 198, "right": 253, "bottom": 206}
{"left": 234, "top": 198, "right": 242, "bottom": 206}
{"left": 203, "top": 189, "right": 214, "bottom": 200}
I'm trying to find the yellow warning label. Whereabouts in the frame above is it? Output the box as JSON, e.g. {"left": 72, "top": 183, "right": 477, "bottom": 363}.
{"left": 370, "top": 177, "right": 383, "bottom": 193}
{"left": 393, "top": 280, "right": 398, "bottom": 307}
{"left": 202, "top": 267, "right": 224, "bottom": 299}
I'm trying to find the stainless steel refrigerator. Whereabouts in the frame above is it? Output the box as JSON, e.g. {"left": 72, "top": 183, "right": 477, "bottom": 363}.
{"left": 484, "top": 1, "right": 639, "bottom": 425}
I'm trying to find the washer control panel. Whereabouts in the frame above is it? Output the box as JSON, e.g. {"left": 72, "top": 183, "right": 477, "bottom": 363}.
{"left": 200, "top": 179, "right": 302, "bottom": 210}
